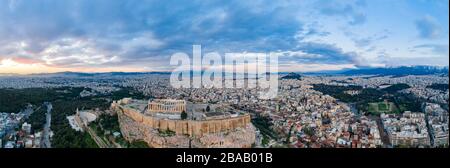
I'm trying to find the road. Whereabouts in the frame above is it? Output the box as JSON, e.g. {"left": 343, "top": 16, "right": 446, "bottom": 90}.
{"left": 373, "top": 115, "right": 392, "bottom": 148}
{"left": 40, "top": 102, "right": 52, "bottom": 148}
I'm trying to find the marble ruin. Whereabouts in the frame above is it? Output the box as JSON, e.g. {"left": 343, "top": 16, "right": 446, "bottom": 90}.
{"left": 111, "top": 98, "right": 256, "bottom": 148}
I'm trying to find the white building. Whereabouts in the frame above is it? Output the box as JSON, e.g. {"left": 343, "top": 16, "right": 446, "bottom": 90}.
{"left": 22, "top": 122, "right": 32, "bottom": 134}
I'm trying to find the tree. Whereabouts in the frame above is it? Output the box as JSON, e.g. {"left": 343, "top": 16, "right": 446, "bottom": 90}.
{"left": 129, "top": 141, "right": 149, "bottom": 148}
{"left": 285, "top": 125, "right": 294, "bottom": 144}
{"left": 181, "top": 110, "right": 187, "bottom": 120}
{"left": 303, "top": 126, "right": 315, "bottom": 136}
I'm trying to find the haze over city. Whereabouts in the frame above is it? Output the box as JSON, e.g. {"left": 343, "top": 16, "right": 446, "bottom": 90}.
{"left": 0, "top": 0, "right": 448, "bottom": 74}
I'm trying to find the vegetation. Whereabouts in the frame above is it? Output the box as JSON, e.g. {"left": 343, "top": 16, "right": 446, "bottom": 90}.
{"left": 378, "top": 103, "right": 389, "bottom": 111}
{"left": 391, "top": 92, "right": 424, "bottom": 112}
{"left": 114, "top": 135, "right": 130, "bottom": 147}
{"left": 426, "top": 83, "right": 449, "bottom": 91}
{"left": 312, "top": 84, "right": 363, "bottom": 98}
{"left": 89, "top": 122, "right": 103, "bottom": 135}
{"left": 367, "top": 101, "right": 400, "bottom": 115}
{"left": 108, "top": 87, "right": 148, "bottom": 100}
{"left": 0, "top": 86, "right": 152, "bottom": 148}
{"left": 0, "top": 87, "right": 140, "bottom": 147}
{"left": 261, "top": 134, "right": 270, "bottom": 146}
{"left": 302, "top": 126, "right": 315, "bottom": 136}
{"left": 381, "top": 83, "right": 410, "bottom": 93}
{"left": 52, "top": 123, "right": 98, "bottom": 148}
{"left": 285, "top": 125, "right": 294, "bottom": 144}
{"left": 26, "top": 107, "right": 46, "bottom": 132}
{"left": 252, "top": 115, "right": 278, "bottom": 139}
{"left": 129, "top": 141, "right": 149, "bottom": 148}
{"left": 280, "top": 72, "right": 302, "bottom": 80}
{"left": 312, "top": 84, "right": 426, "bottom": 115}
{"left": 158, "top": 129, "right": 176, "bottom": 137}
{"left": 0, "top": 88, "right": 66, "bottom": 113}
{"left": 98, "top": 114, "right": 120, "bottom": 133}
{"left": 50, "top": 98, "right": 110, "bottom": 148}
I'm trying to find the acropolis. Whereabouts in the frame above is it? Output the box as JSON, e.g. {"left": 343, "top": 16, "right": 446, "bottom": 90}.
{"left": 111, "top": 98, "right": 256, "bottom": 148}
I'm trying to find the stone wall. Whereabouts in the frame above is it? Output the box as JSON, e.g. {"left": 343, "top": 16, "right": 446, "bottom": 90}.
{"left": 116, "top": 105, "right": 252, "bottom": 137}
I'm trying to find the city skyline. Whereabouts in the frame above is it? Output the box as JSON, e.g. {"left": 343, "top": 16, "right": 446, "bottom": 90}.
{"left": 0, "top": 0, "right": 449, "bottom": 74}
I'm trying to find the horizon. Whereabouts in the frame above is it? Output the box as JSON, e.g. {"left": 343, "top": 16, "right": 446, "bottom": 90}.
{"left": 1, "top": 64, "right": 448, "bottom": 76}
{"left": 0, "top": 0, "right": 449, "bottom": 74}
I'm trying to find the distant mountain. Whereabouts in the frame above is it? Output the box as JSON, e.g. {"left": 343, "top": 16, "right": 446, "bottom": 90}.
{"left": 29, "top": 71, "right": 171, "bottom": 77}
{"left": 5, "top": 65, "right": 448, "bottom": 78}
{"left": 340, "top": 66, "right": 449, "bottom": 76}
{"left": 0, "top": 73, "right": 21, "bottom": 77}
{"left": 280, "top": 72, "right": 303, "bottom": 80}
{"left": 102, "top": 72, "right": 171, "bottom": 76}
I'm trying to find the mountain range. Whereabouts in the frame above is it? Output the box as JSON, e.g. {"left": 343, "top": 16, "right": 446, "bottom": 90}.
{"left": 1, "top": 65, "right": 448, "bottom": 77}
{"left": 339, "top": 65, "right": 448, "bottom": 76}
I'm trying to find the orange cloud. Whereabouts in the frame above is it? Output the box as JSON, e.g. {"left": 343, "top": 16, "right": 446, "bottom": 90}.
{"left": 11, "top": 57, "right": 44, "bottom": 64}
{"left": 0, "top": 58, "right": 147, "bottom": 74}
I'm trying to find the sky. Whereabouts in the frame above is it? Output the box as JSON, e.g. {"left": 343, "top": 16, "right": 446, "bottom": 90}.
{"left": 0, "top": 0, "right": 448, "bottom": 74}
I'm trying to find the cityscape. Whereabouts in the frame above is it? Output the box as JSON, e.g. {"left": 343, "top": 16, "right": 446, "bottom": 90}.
{"left": 0, "top": 0, "right": 449, "bottom": 149}
{"left": 0, "top": 68, "right": 448, "bottom": 148}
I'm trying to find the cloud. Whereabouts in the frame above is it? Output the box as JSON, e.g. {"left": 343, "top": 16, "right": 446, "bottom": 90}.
{"left": 278, "top": 63, "right": 356, "bottom": 72}
{"left": 11, "top": 56, "right": 44, "bottom": 64}
{"left": 316, "top": 0, "right": 367, "bottom": 25}
{"left": 0, "top": 0, "right": 448, "bottom": 73}
{"left": 415, "top": 15, "right": 443, "bottom": 39}
{"left": 346, "top": 30, "right": 390, "bottom": 48}
{"left": 0, "top": 0, "right": 304, "bottom": 69}
{"left": 382, "top": 56, "right": 449, "bottom": 67}
{"left": 295, "top": 23, "right": 330, "bottom": 41}
{"left": 8, "top": 0, "right": 19, "bottom": 11}
{"left": 40, "top": 38, "right": 121, "bottom": 67}
{"left": 275, "top": 42, "right": 363, "bottom": 66}
{"left": 381, "top": 44, "right": 449, "bottom": 66}
{"left": 413, "top": 44, "right": 449, "bottom": 55}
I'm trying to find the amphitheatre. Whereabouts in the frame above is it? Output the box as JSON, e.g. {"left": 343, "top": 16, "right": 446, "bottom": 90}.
{"left": 111, "top": 98, "right": 256, "bottom": 148}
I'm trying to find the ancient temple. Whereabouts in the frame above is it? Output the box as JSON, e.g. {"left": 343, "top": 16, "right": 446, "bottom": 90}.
{"left": 148, "top": 99, "right": 186, "bottom": 113}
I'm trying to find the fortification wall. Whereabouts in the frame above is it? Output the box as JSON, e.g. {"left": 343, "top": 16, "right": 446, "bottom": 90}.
{"left": 117, "top": 105, "right": 251, "bottom": 137}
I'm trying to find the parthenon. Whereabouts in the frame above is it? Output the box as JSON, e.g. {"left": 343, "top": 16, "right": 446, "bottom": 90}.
{"left": 148, "top": 99, "right": 186, "bottom": 113}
